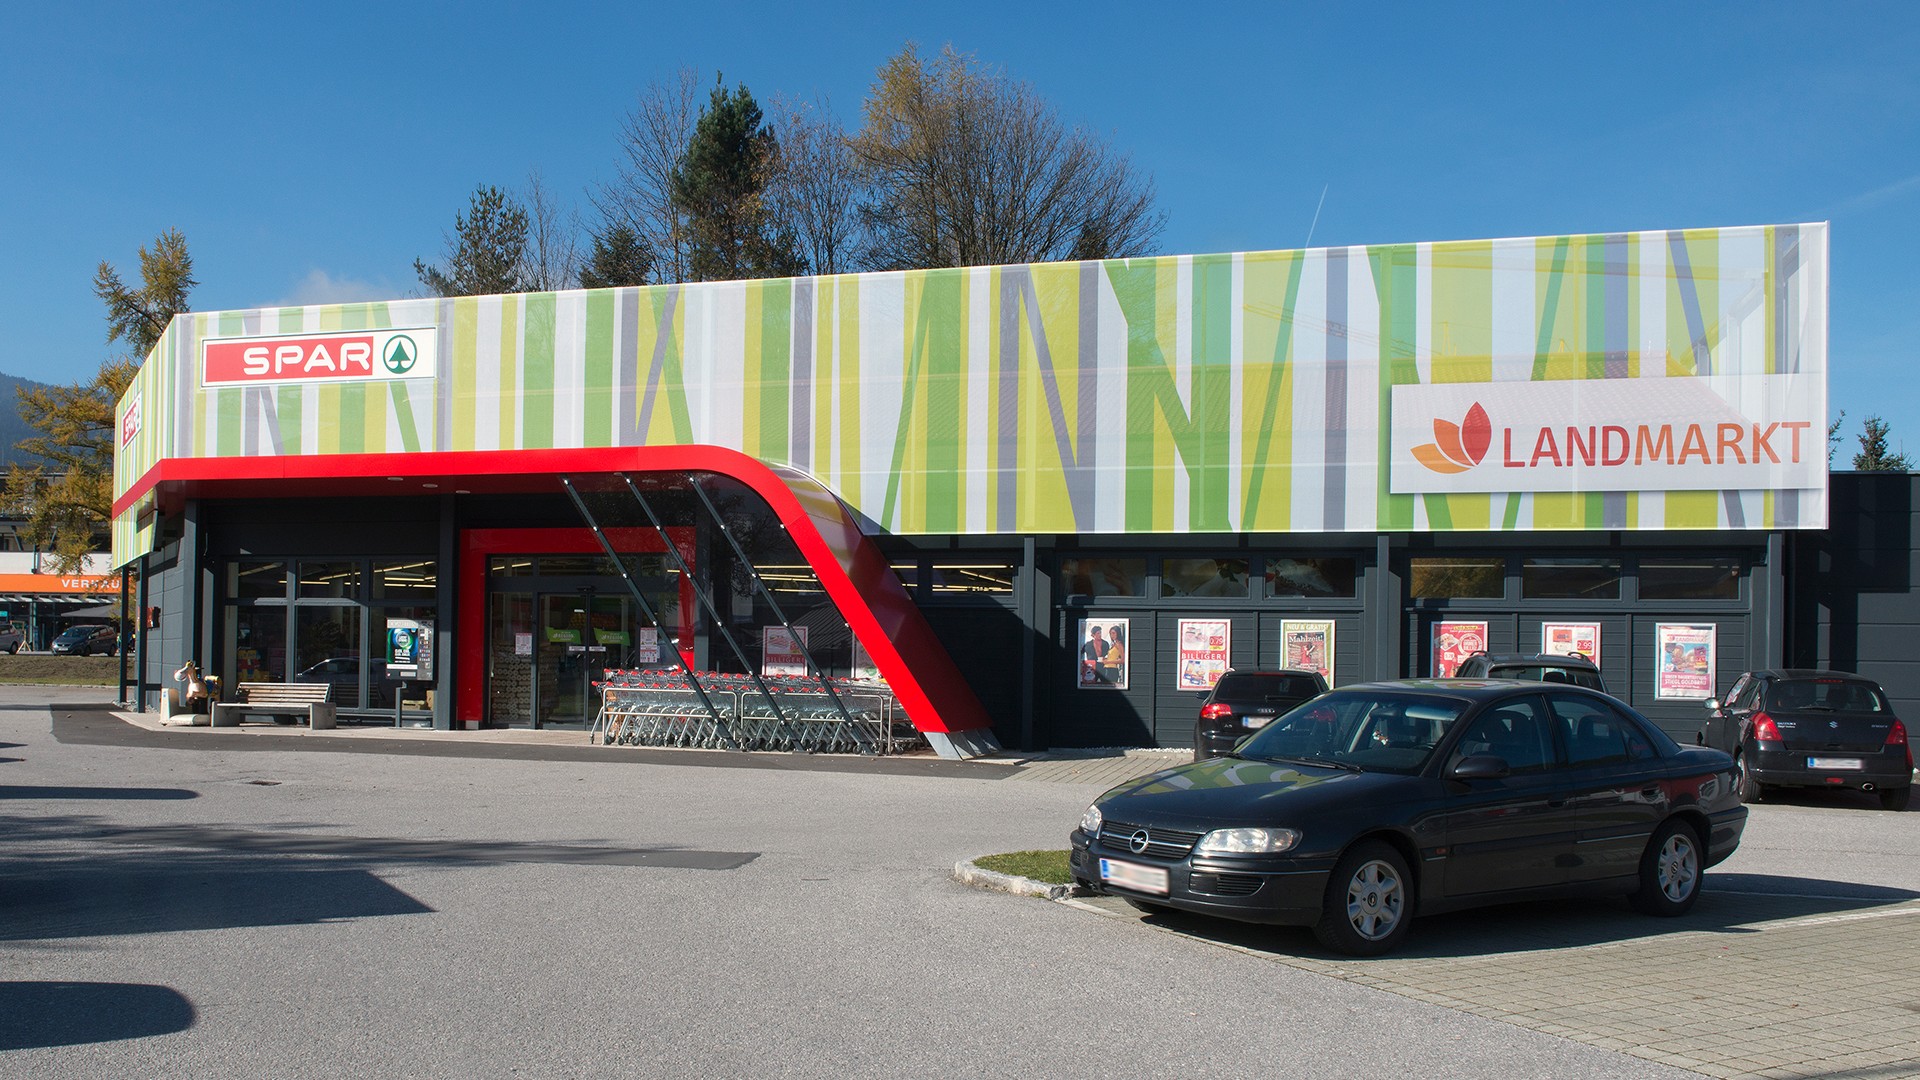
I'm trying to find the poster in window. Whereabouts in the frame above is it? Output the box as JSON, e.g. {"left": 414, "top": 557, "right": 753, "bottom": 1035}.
{"left": 1541, "top": 622, "right": 1601, "bottom": 667}
{"left": 1280, "top": 619, "right": 1336, "bottom": 685}
{"left": 762, "top": 626, "right": 809, "bottom": 677}
{"left": 1655, "top": 623, "right": 1716, "bottom": 700}
{"left": 851, "top": 638, "right": 882, "bottom": 682}
{"left": 635, "top": 626, "right": 659, "bottom": 664}
{"left": 1076, "top": 617, "right": 1130, "bottom": 690}
{"left": 1176, "top": 618, "right": 1231, "bottom": 691}
{"left": 1431, "top": 620, "right": 1489, "bottom": 678}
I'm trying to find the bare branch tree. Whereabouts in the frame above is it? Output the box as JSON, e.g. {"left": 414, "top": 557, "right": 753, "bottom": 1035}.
{"left": 767, "top": 94, "right": 868, "bottom": 277}
{"left": 520, "top": 170, "right": 580, "bottom": 292}
{"left": 851, "top": 44, "right": 1165, "bottom": 270}
{"left": 594, "top": 68, "right": 703, "bottom": 285}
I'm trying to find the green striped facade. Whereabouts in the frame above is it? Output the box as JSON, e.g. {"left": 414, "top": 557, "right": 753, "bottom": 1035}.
{"left": 113, "top": 223, "right": 1828, "bottom": 567}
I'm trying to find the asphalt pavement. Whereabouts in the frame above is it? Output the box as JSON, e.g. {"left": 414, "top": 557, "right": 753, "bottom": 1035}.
{"left": 1, "top": 686, "right": 1912, "bottom": 1078}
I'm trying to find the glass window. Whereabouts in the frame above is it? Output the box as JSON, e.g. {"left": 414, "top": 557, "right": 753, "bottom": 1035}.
{"left": 929, "top": 562, "right": 1015, "bottom": 596}
{"left": 230, "top": 606, "right": 286, "bottom": 683}
{"left": 539, "top": 555, "right": 608, "bottom": 576}
{"left": 1549, "top": 694, "right": 1647, "bottom": 766}
{"left": 1640, "top": 559, "right": 1740, "bottom": 600}
{"left": 294, "top": 606, "right": 362, "bottom": 707}
{"left": 1057, "top": 557, "right": 1146, "bottom": 599}
{"left": 1263, "top": 557, "right": 1358, "bottom": 598}
{"left": 1162, "top": 558, "right": 1250, "bottom": 598}
{"left": 232, "top": 561, "right": 287, "bottom": 600}
{"left": 890, "top": 561, "right": 921, "bottom": 593}
{"left": 297, "top": 561, "right": 360, "bottom": 600}
{"left": 1410, "top": 557, "right": 1504, "bottom": 599}
{"left": 1241, "top": 690, "right": 1467, "bottom": 776}
{"left": 489, "top": 556, "right": 537, "bottom": 577}
{"left": 755, "top": 563, "right": 826, "bottom": 600}
{"left": 373, "top": 560, "right": 437, "bottom": 600}
{"left": 1522, "top": 558, "right": 1621, "bottom": 600}
{"left": 1449, "top": 697, "right": 1555, "bottom": 774}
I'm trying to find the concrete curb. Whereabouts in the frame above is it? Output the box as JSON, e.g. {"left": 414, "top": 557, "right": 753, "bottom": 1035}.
{"left": 953, "top": 859, "right": 1080, "bottom": 900}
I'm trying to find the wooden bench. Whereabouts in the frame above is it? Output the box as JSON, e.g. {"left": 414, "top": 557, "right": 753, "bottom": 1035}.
{"left": 211, "top": 682, "right": 337, "bottom": 729}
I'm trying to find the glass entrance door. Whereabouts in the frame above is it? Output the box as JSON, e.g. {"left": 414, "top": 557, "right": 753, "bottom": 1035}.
{"left": 486, "top": 587, "right": 646, "bottom": 729}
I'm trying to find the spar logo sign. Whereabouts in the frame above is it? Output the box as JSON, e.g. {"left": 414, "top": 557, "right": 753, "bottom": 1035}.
{"left": 201, "top": 327, "right": 438, "bottom": 387}
{"left": 120, "top": 394, "right": 141, "bottom": 448}
{"left": 1412, "top": 403, "right": 1491, "bottom": 474}
{"left": 1390, "top": 374, "right": 1826, "bottom": 495}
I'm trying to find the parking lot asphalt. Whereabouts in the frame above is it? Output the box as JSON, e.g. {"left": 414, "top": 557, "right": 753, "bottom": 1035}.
{"left": 5, "top": 688, "right": 1917, "bottom": 1078}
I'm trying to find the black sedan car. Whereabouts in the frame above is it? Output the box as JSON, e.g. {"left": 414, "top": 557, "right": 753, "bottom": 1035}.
{"left": 1193, "top": 669, "right": 1329, "bottom": 762}
{"left": 1071, "top": 679, "right": 1746, "bottom": 955}
{"left": 1701, "top": 669, "right": 1911, "bottom": 811}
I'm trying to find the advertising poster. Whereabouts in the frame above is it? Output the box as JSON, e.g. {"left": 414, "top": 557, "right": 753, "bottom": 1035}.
{"left": 1431, "top": 620, "right": 1489, "bottom": 678}
{"left": 851, "top": 639, "right": 882, "bottom": 682}
{"left": 1541, "top": 622, "right": 1601, "bottom": 666}
{"left": 762, "top": 626, "right": 810, "bottom": 677}
{"left": 1076, "top": 617, "right": 1130, "bottom": 690}
{"left": 1656, "top": 623, "right": 1717, "bottom": 700}
{"left": 1280, "top": 620, "right": 1336, "bottom": 685}
{"left": 635, "top": 626, "right": 660, "bottom": 664}
{"left": 1176, "top": 618, "right": 1231, "bottom": 691}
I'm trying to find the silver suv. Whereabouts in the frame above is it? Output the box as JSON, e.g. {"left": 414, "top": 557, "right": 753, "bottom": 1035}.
{"left": 1452, "top": 651, "right": 1606, "bottom": 692}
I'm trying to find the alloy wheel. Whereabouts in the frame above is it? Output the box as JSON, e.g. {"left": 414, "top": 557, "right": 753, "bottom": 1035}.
{"left": 1344, "top": 858, "right": 1405, "bottom": 941}
{"left": 1656, "top": 832, "right": 1699, "bottom": 903}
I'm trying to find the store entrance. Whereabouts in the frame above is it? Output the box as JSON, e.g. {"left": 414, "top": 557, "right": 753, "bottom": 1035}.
{"left": 488, "top": 583, "right": 655, "bottom": 729}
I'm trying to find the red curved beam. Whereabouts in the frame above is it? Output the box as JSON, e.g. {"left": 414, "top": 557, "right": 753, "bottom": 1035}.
{"left": 115, "top": 446, "right": 998, "bottom": 750}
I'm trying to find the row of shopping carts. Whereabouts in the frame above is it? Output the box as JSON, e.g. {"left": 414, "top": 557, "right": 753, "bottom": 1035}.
{"left": 590, "top": 669, "right": 920, "bottom": 755}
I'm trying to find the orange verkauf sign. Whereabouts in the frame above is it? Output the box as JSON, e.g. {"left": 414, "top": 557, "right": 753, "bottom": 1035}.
{"left": 201, "top": 328, "right": 438, "bottom": 387}
{"left": 0, "top": 573, "right": 122, "bottom": 594}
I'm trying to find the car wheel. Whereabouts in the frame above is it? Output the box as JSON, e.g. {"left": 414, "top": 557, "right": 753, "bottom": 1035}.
{"left": 1735, "top": 749, "right": 1765, "bottom": 804}
{"left": 1314, "top": 840, "right": 1413, "bottom": 956}
{"left": 1879, "top": 787, "right": 1911, "bottom": 812}
{"left": 1630, "top": 819, "right": 1703, "bottom": 916}
{"left": 5, "top": 642, "right": 15, "bottom": 654}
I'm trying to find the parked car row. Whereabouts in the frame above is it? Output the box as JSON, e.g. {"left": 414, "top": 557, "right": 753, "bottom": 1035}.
{"left": 50, "top": 624, "right": 120, "bottom": 656}
{"left": 1073, "top": 655, "right": 1906, "bottom": 955}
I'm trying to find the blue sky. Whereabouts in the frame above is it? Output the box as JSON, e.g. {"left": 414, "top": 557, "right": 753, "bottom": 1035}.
{"left": 3, "top": 2, "right": 1915, "bottom": 452}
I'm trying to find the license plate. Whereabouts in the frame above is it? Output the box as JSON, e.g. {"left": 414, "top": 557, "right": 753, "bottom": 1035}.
{"left": 1244, "top": 715, "right": 1273, "bottom": 729}
{"left": 1808, "top": 756, "right": 1864, "bottom": 770}
{"left": 1098, "top": 858, "right": 1169, "bottom": 896}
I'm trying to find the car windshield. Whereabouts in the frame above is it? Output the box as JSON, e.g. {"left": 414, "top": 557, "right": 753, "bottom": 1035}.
{"left": 1488, "top": 664, "right": 1603, "bottom": 690}
{"left": 1236, "top": 689, "right": 1468, "bottom": 775}
{"left": 1767, "top": 678, "right": 1888, "bottom": 713}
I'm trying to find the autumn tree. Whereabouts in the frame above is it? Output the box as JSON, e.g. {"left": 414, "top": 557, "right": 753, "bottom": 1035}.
{"left": 415, "top": 183, "right": 531, "bottom": 297}
{"left": 577, "top": 224, "right": 653, "bottom": 289}
{"left": 851, "top": 44, "right": 1164, "bottom": 270}
{"left": 1853, "top": 415, "right": 1913, "bottom": 471}
{"left": 8, "top": 230, "right": 195, "bottom": 569}
{"left": 671, "top": 82, "right": 804, "bottom": 281}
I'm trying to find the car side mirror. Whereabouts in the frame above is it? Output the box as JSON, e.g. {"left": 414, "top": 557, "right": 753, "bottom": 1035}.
{"left": 1449, "top": 755, "right": 1511, "bottom": 781}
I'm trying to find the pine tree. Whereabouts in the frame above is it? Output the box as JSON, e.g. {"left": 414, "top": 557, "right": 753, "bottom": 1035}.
{"left": 414, "top": 184, "right": 532, "bottom": 297}
{"left": 578, "top": 225, "right": 654, "bottom": 288}
{"left": 1853, "top": 416, "right": 1914, "bottom": 471}
{"left": 671, "top": 82, "right": 805, "bottom": 281}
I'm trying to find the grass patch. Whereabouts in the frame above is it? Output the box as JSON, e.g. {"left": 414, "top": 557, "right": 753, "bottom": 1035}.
{"left": 0, "top": 654, "right": 123, "bottom": 686}
{"left": 973, "top": 849, "right": 1073, "bottom": 885}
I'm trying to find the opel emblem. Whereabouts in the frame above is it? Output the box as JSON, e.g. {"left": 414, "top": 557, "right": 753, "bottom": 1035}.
{"left": 1128, "top": 829, "right": 1151, "bottom": 854}
{"left": 1830, "top": 720, "right": 1839, "bottom": 729}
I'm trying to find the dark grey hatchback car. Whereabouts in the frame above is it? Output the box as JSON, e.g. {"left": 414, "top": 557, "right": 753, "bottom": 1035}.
{"left": 1071, "top": 679, "right": 1747, "bottom": 955}
{"left": 1701, "top": 669, "right": 1911, "bottom": 810}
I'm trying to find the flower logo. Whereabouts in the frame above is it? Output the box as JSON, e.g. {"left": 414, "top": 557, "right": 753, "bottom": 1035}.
{"left": 1412, "top": 403, "right": 1491, "bottom": 474}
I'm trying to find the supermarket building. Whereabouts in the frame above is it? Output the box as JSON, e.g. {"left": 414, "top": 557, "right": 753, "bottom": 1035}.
{"left": 113, "top": 222, "right": 1880, "bottom": 756}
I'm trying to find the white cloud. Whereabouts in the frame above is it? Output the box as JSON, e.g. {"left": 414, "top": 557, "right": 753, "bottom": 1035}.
{"left": 269, "top": 269, "right": 401, "bottom": 308}
{"left": 1823, "top": 172, "right": 1920, "bottom": 218}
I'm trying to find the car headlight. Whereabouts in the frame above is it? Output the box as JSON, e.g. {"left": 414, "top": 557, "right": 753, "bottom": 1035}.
{"left": 1195, "top": 827, "right": 1301, "bottom": 855}
{"left": 1079, "top": 804, "right": 1103, "bottom": 836}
